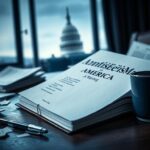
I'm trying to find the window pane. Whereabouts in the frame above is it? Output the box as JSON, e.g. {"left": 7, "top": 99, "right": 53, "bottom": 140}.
{"left": 0, "top": 0, "right": 17, "bottom": 64}
{"left": 97, "top": 0, "right": 107, "bottom": 50}
{"left": 19, "top": 0, "right": 34, "bottom": 67}
{"left": 35, "top": 0, "right": 93, "bottom": 59}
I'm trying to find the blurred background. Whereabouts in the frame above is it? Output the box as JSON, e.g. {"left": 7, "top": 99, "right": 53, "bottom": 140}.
{"left": 0, "top": 0, "right": 149, "bottom": 72}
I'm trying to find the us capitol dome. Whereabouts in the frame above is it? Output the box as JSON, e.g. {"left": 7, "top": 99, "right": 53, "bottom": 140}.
{"left": 60, "top": 7, "right": 84, "bottom": 56}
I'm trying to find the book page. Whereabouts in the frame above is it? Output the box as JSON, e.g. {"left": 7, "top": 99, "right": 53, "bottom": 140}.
{"left": 20, "top": 51, "right": 150, "bottom": 121}
{"left": 0, "top": 92, "right": 15, "bottom": 100}
{"left": 128, "top": 41, "right": 150, "bottom": 60}
{"left": 0, "top": 67, "right": 41, "bottom": 86}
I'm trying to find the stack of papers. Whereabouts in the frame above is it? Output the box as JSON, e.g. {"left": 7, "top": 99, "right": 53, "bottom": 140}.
{"left": 0, "top": 66, "right": 45, "bottom": 93}
{"left": 0, "top": 93, "right": 16, "bottom": 100}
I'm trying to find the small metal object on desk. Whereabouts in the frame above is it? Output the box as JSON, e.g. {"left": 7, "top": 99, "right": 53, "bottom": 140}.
{"left": 0, "top": 127, "right": 12, "bottom": 139}
{"left": 0, "top": 129, "right": 7, "bottom": 138}
{"left": 0, "top": 100, "right": 10, "bottom": 106}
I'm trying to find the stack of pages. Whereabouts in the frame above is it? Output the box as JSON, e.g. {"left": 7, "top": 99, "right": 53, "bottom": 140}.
{"left": 0, "top": 66, "right": 45, "bottom": 93}
{"left": 18, "top": 51, "right": 150, "bottom": 133}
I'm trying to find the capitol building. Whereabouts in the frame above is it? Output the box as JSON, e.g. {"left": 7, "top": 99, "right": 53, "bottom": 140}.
{"left": 60, "top": 7, "right": 84, "bottom": 56}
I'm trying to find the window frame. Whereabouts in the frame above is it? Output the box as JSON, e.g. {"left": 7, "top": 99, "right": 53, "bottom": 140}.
{"left": 0, "top": 0, "right": 24, "bottom": 69}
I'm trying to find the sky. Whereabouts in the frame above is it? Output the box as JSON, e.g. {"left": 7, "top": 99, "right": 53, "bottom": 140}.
{"left": 0, "top": 0, "right": 107, "bottom": 59}
{"left": 0, "top": 0, "right": 16, "bottom": 57}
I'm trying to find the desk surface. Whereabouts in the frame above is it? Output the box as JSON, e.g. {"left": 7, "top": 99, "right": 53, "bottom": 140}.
{"left": 1, "top": 97, "right": 150, "bottom": 150}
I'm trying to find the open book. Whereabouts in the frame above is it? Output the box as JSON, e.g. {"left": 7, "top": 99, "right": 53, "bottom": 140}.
{"left": 18, "top": 51, "right": 150, "bottom": 133}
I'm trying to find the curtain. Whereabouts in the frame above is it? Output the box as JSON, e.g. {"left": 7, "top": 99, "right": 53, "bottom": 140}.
{"left": 102, "top": 0, "right": 150, "bottom": 54}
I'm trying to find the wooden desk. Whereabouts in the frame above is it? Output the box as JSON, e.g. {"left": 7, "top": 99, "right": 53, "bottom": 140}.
{"left": 0, "top": 97, "right": 150, "bottom": 150}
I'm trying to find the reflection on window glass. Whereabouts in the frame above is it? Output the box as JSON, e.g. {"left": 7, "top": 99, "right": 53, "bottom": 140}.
{"left": 35, "top": 0, "right": 93, "bottom": 59}
{"left": 20, "top": 0, "right": 34, "bottom": 67}
{"left": 0, "top": 0, "right": 17, "bottom": 64}
{"left": 97, "top": 0, "right": 107, "bottom": 50}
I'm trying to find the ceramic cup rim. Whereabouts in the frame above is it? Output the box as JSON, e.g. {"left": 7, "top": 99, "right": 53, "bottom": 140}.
{"left": 130, "top": 71, "right": 150, "bottom": 78}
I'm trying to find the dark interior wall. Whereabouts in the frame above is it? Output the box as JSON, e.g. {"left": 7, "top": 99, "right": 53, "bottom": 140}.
{"left": 102, "top": 0, "right": 150, "bottom": 54}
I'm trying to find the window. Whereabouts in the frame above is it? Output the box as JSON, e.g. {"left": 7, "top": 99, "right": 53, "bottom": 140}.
{"left": 19, "top": 0, "right": 34, "bottom": 67}
{"left": 18, "top": 0, "right": 108, "bottom": 71}
{"left": 0, "top": 0, "right": 17, "bottom": 65}
{"left": 97, "top": 0, "right": 107, "bottom": 50}
{"left": 35, "top": 0, "right": 93, "bottom": 59}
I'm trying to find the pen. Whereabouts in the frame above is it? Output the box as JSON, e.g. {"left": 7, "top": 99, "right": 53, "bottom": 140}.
{"left": 0, "top": 118, "right": 48, "bottom": 135}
